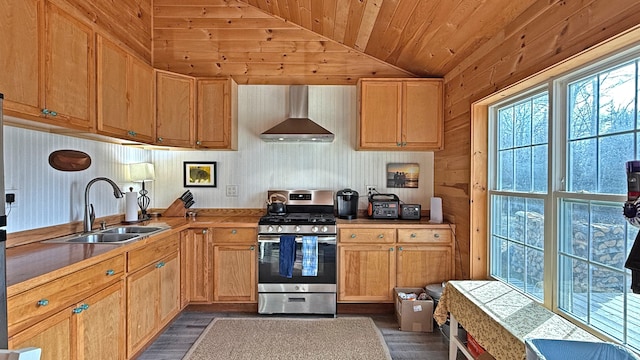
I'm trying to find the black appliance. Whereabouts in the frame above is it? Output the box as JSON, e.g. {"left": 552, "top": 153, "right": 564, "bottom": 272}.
{"left": 336, "top": 188, "right": 359, "bottom": 219}
{"left": 257, "top": 190, "right": 337, "bottom": 315}
{"left": 400, "top": 204, "right": 422, "bottom": 220}
{"left": 367, "top": 193, "right": 400, "bottom": 219}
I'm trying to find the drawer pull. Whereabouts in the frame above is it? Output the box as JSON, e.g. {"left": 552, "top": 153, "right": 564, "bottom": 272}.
{"left": 105, "top": 269, "right": 115, "bottom": 276}
{"left": 127, "top": 130, "right": 137, "bottom": 137}
{"left": 350, "top": 234, "right": 356, "bottom": 238}
{"left": 156, "top": 261, "right": 165, "bottom": 268}
{"left": 72, "top": 307, "right": 83, "bottom": 314}
{"left": 202, "top": 229, "right": 208, "bottom": 234}
{"left": 81, "top": 303, "right": 89, "bottom": 311}
{"left": 434, "top": 233, "right": 440, "bottom": 238}
{"left": 399, "top": 246, "right": 403, "bottom": 251}
{"left": 389, "top": 247, "right": 394, "bottom": 252}
{"left": 250, "top": 246, "right": 255, "bottom": 251}
{"left": 231, "top": 229, "right": 237, "bottom": 234}
{"left": 378, "top": 234, "right": 384, "bottom": 238}
{"left": 37, "top": 299, "right": 49, "bottom": 307}
{"left": 410, "top": 233, "right": 417, "bottom": 238}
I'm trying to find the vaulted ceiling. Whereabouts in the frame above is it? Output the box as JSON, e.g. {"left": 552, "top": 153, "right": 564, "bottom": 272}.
{"left": 153, "top": 0, "right": 539, "bottom": 84}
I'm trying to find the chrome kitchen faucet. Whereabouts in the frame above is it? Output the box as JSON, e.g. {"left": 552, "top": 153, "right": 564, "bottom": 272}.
{"left": 83, "top": 177, "right": 124, "bottom": 233}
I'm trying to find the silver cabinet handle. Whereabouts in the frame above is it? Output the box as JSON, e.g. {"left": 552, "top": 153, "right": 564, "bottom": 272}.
{"left": 434, "top": 233, "right": 440, "bottom": 238}
{"left": 410, "top": 233, "right": 417, "bottom": 238}
{"left": 231, "top": 229, "right": 237, "bottom": 234}
{"left": 378, "top": 234, "right": 384, "bottom": 238}
{"left": 350, "top": 234, "right": 356, "bottom": 238}
{"left": 202, "top": 229, "right": 208, "bottom": 234}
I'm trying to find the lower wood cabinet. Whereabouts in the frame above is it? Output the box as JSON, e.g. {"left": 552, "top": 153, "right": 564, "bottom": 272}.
{"left": 9, "top": 282, "right": 125, "bottom": 360}
{"left": 126, "top": 234, "right": 181, "bottom": 357}
{"left": 338, "top": 244, "right": 396, "bottom": 302}
{"left": 212, "top": 227, "right": 257, "bottom": 303}
{"left": 338, "top": 225, "right": 455, "bottom": 303}
{"left": 181, "top": 228, "right": 213, "bottom": 304}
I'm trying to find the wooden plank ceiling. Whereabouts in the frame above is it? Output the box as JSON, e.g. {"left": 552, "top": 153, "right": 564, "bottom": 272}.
{"left": 153, "top": 0, "right": 539, "bottom": 84}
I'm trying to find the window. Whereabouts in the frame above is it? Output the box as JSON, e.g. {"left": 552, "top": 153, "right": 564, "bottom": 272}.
{"left": 490, "top": 92, "right": 548, "bottom": 301}
{"left": 488, "top": 52, "right": 640, "bottom": 350}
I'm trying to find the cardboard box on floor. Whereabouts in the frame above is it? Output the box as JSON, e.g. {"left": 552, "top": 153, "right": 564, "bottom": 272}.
{"left": 394, "top": 287, "right": 434, "bottom": 332}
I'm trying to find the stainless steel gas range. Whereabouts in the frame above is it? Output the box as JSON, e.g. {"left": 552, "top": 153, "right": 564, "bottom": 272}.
{"left": 257, "top": 190, "right": 337, "bottom": 315}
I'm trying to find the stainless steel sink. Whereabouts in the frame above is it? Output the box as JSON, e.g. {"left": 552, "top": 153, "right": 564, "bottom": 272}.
{"left": 102, "top": 226, "right": 164, "bottom": 234}
{"left": 63, "top": 233, "right": 139, "bottom": 244}
{"left": 45, "top": 224, "right": 170, "bottom": 245}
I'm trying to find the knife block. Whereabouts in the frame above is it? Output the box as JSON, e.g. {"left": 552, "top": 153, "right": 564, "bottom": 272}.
{"left": 162, "top": 198, "right": 187, "bottom": 217}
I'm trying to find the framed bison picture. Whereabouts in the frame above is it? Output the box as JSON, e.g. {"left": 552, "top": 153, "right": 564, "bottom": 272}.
{"left": 184, "top": 161, "right": 217, "bottom": 188}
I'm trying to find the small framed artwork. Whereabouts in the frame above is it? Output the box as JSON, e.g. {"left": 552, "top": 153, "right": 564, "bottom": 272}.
{"left": 387, "top": 163, "right": 419, "bottom": 188}
{"left": 184, "top": 162, "right": 217, "bottom": 188}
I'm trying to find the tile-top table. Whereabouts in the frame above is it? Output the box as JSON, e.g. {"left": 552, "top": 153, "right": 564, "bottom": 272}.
{"left": 433, "top": 280, "right": 599, "bottom": 360}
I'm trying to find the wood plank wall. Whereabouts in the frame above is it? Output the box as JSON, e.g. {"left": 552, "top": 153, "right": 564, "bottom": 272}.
{"left": 438, "top": 0, "right": 640, "bottom": 279}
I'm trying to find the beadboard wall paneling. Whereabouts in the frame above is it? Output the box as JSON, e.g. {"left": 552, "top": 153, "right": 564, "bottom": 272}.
{"left": 3, "top": 126, "right": 150, "bottom": 232}
{"left": 151, "top": 85, "right": 434, "bottom": 211}
{"left": 3, "top": 85, "right": 434, "bottom": 233}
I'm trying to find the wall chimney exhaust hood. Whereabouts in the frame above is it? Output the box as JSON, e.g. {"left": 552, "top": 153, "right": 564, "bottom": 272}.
{"left": 260, "top": 85, "right": 335, "bottom": 142}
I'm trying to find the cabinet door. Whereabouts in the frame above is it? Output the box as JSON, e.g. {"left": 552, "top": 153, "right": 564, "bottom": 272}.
{"left": 402, "top": 80, "right": 443, "bottom": 150}
{"left": 396, "top": 245, "right": 452, "bottom": 287}
{"left": 158, "top": 253, "right": 181, "bottom": 326}
{"left": 44, "top": 2, "right": 94, "bottom": 130}
{"left": 77, "top": 282, "right": 125, "bottom": 360}
{"left": 196, "top": 79, "right": 236, "bottom": 149}
{"left": 0, "top": 0, "right": 41, "bottom": 118}
{"left": 128, "top": 56, "right": 155, "bottom": 142}
{"left": 126, "top": 264, "right": 159, "bottom": 357}
{"left": 182, "top": 228, "right": 213, "bottom": 304}
{"left": 213, "top": 244, "right": 257, "bottom": 302}
{"left": 96, "top": 35, "right": 128, "bottom": 137}
{"left": 9, "top": 307, "right": 74, "bottom": 360}
{"left": 338, "top": 245, "right": 395, "bottom": 302}
{"left": 155, "top": 71, "right": 195, "bottom": 147}
{"left": 97, "top": 36, "right": 154, "bottom": 143}
{"left": 357, "top": 80, "right": 402, "bottom": 149}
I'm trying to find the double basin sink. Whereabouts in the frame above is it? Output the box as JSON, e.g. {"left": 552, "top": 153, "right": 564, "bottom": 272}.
{"left": 46, "top": 225, "right": 170, "bottom": 245}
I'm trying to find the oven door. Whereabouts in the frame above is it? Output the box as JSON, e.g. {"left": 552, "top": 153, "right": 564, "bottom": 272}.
{"left": 257, "top": 234, "right": 336, "bottom": 293}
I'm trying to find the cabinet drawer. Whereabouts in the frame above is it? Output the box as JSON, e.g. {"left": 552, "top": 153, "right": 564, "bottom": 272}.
{"left": 212, "top": 227, "right": 256, "bottom": 243}
{"left": 128, "top": 233, "right": 180, "bottom": 272}
{"left": 7, "top": 255, "right": 124, "bottom": 335}
{"left": 339, "top": 228, "right": 395, "bottom": 243}
{"left": 397, "top": 228, "right": 451, "bottom": 243}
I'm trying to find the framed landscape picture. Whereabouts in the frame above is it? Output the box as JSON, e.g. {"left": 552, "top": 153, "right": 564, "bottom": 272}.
{"left": 386, "top": 163, "right": 419, "bottom": 188}
{"left": 184, "top": 161, "right": 217, "bottom": 187}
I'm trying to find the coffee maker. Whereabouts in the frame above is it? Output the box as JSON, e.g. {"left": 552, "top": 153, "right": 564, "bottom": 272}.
{"left": 336, "top": 189, "right": 359, "bottom": 219}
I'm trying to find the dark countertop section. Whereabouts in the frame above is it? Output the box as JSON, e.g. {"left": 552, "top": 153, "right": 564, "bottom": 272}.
{"left": 5, "top": 214, "right": 451, "bottom": 295}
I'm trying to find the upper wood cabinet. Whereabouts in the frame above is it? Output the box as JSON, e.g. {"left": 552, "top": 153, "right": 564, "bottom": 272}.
{"left": 357, "top": 78, "right": 443, "bottom": 151}
{"left": 0, "top": 0, "right": 94, "bottom": 130}
{"left": 196, "top": 78, "right": 238, "bottom": 149}
{"left": 97, "top": 35, "right": 154, "bottom": 143}
{"left": 155, "top": 70, "right": 195, "bottom": 147}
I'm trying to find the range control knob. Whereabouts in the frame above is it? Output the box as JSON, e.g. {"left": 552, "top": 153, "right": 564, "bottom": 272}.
{"left": 311, "top": 226, "right": 319, "bottom": 233}
{"left": 295, "top": 225, "right": 301, "bottom": 232}
{"left": 321, "top": 226, "right": 328, "bottom": 233}
{"left": 277, "top": 225, "right": 283, "bottom": 232}
{"left": 267, "top": 225, "right": 274, "bottom": 232}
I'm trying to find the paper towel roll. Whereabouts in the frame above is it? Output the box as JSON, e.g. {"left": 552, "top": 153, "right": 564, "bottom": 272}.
{"left": 125, "top": 191, "right": 139, "bottom": 222}
{"left": 429, "top": 197, "right": 443, "bottom": 224}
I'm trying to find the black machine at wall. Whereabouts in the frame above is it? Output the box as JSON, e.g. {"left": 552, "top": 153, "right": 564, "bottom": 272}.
{"left": 624, "top": 160, "right": 640, "bottom": 294}
{"left": 336, "top": 189, "right": 359, "bottom": 219}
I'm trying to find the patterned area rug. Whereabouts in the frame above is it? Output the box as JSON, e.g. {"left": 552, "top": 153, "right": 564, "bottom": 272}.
{"left": 182, "top": 317, "right": 392, "bottom": 360}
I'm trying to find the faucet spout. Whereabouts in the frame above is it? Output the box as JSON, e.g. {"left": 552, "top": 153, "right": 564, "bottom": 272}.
{"left": 83, "top": 177, "right": 124, "bottom": 233}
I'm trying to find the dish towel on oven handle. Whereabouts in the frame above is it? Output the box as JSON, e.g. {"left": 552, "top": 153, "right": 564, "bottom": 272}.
{"left": 302, "top": 235, "right": 318, "bottom": 276}
{"left": 279, "top": 235, "right": 297, "bottom": 278}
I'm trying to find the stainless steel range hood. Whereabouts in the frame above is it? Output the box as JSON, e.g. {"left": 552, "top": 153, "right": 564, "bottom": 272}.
{"left": 260, "top": 85, "right": 334, "bottom": 142}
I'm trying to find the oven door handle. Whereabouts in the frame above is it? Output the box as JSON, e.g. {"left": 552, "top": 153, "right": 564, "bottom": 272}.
{"left": 257, "top": 235, "right": 336, "bottom": 244}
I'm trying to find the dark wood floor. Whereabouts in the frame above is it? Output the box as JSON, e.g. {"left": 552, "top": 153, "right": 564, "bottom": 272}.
{"left": 136, "top": 311, "right": 461, "bottom": 360}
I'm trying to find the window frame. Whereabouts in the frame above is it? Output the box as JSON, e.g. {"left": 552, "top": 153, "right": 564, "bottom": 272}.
{"left": 486, "top": 43, "right": 640, "bottom": 348}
